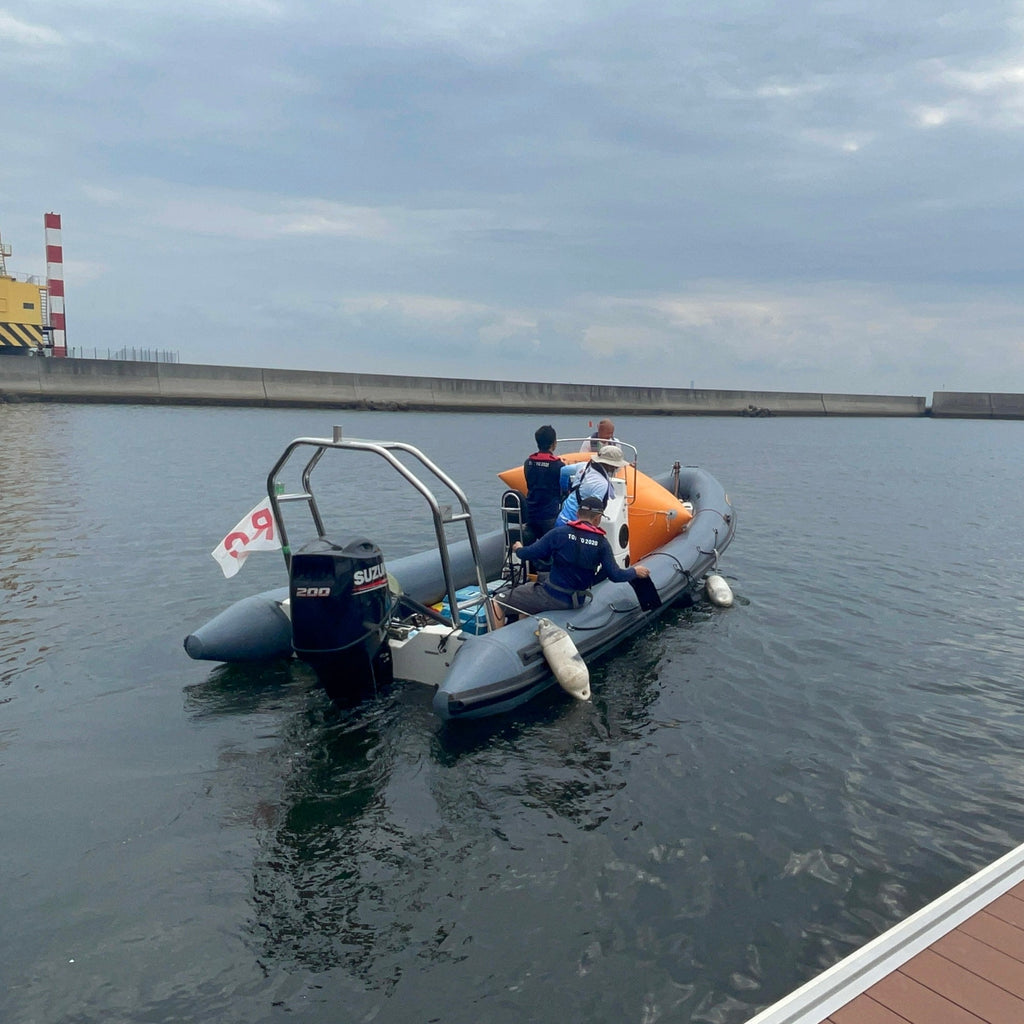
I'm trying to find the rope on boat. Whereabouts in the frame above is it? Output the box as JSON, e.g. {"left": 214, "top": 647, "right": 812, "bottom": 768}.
{"left": 565, "top": 603, "right": 636, "bottom": 632}
{"left": 639, "top": 549, "right": 685, "bottom": 571}
{"left": 503, "top": 546, "right": 528, "bottom": 588}
{"left": 691, "top": 506, "right": 732, "bottom": 526}
{"left": 697, "top": 527, "right": 723, "bottom": 568}
{"left": 695, "top": 547, "right": 722, "bottom": 572}
{"left": 636, "top": 548, "right": 696, "bottom": 587}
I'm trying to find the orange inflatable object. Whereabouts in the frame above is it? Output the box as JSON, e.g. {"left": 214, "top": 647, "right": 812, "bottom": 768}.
{"left": 497, "top": 454, "right": 693, "bottom": 562}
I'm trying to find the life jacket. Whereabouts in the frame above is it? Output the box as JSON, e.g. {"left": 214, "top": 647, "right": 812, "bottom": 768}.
{"left": 567, "top": 519, "right": 605, "bottom": 534}
{"left": 524, "top": 450, "right": 565, "bottom": 524}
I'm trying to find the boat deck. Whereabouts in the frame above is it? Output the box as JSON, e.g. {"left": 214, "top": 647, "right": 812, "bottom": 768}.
{"left": 745, "top": 840, "right": 1024, "bottom": 1024}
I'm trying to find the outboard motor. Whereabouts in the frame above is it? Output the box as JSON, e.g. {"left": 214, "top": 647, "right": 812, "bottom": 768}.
{"left": 289, "top": 537, "right": 393, "bottom": 703}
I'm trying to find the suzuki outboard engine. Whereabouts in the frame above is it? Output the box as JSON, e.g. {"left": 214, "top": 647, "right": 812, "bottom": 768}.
{"left": 289, "top": 537, "right": 393, "bottom": 703}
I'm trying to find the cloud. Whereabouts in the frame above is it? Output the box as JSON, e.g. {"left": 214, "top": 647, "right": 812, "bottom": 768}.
{"left": 756, "top": 80, "right": 829, "bottom": 101}
{"left": 339, "top": 293, "right": 490, "bottom": 320}
{"left": 67, "top": 181, "right": 500, "bottom": 250}
{"left": 3, "top": 0, "right": 1024, "bottom": 395}
{"left": 0, "top": 11, "right": 64, "bottom": 47}
{"left": 567, "top": 282, "right": 1024, "bottom": 392}
{"left": 80, "top": 185, "right": 123, "bottom": 206}
{"left": 937, "top": 58, "right": 1024, "bottom": 127}
{"left": 152, "top": 197, "right": 405, "bottom": 243}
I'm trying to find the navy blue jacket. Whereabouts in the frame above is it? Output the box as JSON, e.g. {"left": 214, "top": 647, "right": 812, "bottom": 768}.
{"left": 523, "top": 451, "right": 565, "bottom": 526}
{"left": 517, "top": 520, "right": 637, "bottom": 596}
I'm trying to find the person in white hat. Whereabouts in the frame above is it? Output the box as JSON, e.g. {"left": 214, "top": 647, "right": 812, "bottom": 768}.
{"left": 556, "top": 444, "right": 628, "bottom": 527}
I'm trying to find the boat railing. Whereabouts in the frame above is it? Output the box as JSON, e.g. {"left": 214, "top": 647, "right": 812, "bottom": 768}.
{"left": 499, "top": 490, "right": 529, "bottom": 586}
{"left": 265, "top": 426, "right": 497, "bottom": 632}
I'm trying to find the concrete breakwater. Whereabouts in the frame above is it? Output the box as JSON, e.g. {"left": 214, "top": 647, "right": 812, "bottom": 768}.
{"left": 930, "top": 391, "right": 1024, "bottom": 418}
{"left": 0, "top": 357, "right": 933, "bottom": 416}
{"left": 0, "top": 357, "right": 1019, "bottom": 418}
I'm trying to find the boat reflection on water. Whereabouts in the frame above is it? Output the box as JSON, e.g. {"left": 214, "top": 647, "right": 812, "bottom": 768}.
{"left": 179, "top": 613, "right": 699, "bottom": 993}
{"left": 183, "top": 660, "right": 311, "bottom": 718}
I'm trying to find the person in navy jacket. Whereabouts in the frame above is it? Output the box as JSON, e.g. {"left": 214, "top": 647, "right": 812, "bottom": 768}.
{"left": 493, "top": 495, "right": 651, "bottom": 625}
{"left": 522, "top": 424, "right": 565, "bottom": 542}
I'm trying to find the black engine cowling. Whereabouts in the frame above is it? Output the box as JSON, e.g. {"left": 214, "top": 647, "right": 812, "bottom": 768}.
{"left": 289, "top": 537, "right": 393, "bottom": 702}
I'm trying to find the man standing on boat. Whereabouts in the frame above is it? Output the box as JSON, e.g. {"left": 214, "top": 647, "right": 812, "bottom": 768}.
{"left": 492, "top": 495, "right": 651, "bottom": 625}
{"left": 580, "top": 419, "right": 618, "bottom": 452}
{"left": 523, "top": 424, "right": 565, "bottom": 542}
{"left": 557, "top": 445, "right": 628, "bottom": 527}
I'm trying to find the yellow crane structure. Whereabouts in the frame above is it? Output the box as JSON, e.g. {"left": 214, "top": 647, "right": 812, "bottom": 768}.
{"left": 0, "top": 214, "right": 63, "bottom": 356}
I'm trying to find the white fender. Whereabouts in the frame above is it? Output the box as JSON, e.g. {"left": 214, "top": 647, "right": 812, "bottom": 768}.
{"left": 535, "top": 617, "right": 591, "bottom": 701}
{"left": 705, "top": 573, "right": 734, "bottom": 608}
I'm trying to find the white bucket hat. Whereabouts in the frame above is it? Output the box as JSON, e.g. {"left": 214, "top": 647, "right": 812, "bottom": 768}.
{"left": 592, "top": 444, "right": 628, "bottom": 469}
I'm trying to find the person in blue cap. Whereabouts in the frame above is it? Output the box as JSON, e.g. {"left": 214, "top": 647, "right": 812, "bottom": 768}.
{"left": 492, "top": 494, "right": 650, "bottom": 625}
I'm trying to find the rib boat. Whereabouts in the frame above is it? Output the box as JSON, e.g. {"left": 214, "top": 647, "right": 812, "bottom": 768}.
{"left": 184, "top": 427, "right": 736, "bottom": 720}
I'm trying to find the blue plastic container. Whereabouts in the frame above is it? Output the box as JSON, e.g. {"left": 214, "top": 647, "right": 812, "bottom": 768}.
{"left": 439, "top": 586, "right": 490, "bottom": 635}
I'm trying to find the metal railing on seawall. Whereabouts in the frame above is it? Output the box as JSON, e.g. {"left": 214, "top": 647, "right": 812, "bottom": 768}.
{"left": 66, "top": 346, "right": 180, "bottom": 364}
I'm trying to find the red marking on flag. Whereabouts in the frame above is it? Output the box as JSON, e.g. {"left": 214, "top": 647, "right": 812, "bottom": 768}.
{"left": 250, "top": 507, "right": 275, "bottom": 540}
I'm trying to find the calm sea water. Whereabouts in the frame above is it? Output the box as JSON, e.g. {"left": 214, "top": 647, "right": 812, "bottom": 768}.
{"left": 3, "top": 403, "right": 1024, "bottom": 1024}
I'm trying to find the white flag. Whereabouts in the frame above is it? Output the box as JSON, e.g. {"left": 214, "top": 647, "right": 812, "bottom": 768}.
{"left": 212, "top": 498, "right": 282, "bottom": 578}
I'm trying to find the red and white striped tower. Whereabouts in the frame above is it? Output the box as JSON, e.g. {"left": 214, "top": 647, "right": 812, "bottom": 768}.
{"left": 44, "top": 212, "right": 66, "bottom": 357}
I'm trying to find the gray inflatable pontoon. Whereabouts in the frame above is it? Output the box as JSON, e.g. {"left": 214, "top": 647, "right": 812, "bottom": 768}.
{"left": 184, "top": 430, "right": 736, "bottom": 720}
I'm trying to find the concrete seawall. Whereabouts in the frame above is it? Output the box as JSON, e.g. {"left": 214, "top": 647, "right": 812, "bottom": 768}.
{"left": 930, "top": 391, "right": 1024, "bottom": 418}
{"left": 0, "top": 357, "right": 931, "bottom": 416}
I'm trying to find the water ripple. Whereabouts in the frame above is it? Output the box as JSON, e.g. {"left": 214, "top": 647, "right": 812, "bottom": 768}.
{"left": 7, "top": 410, "right": 1024, "bottom": 1023}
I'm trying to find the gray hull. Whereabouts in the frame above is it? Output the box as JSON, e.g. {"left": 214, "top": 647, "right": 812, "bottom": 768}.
{"left": 184, "top": 465, "right": 735, "bottom": 721}
{"left": 184, "top": 530, "right": 507, "bottom": 663}
{"left": 433, "top": 466, "right": 735, "bottom": 719}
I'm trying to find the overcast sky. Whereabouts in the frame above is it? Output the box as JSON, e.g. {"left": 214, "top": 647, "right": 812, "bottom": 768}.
{"left": 2, "top": 0, "right": 1023, "bottom": 395}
